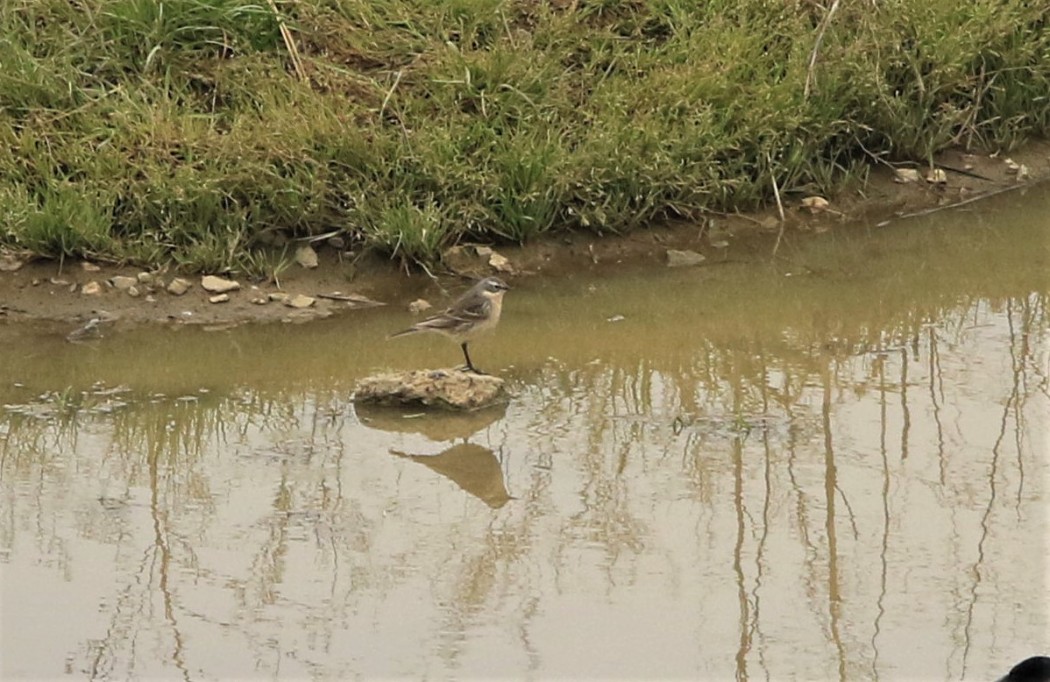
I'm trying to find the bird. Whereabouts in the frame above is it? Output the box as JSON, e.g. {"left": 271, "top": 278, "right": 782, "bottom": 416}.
{"left": 390, "top": 276, "right": 510, "bottom": 374}
{"left": 999, "top": 657, "right": 1050, "bottom": 682}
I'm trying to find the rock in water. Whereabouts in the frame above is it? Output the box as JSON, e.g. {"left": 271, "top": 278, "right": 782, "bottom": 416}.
{"left": 666, "top": 249, "right": 706, "bottom": 267}
{"left": 355, "top": 369, "right": 506, "bottom": 411}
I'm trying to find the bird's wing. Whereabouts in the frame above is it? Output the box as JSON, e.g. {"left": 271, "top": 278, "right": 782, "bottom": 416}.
{"left": 445, "top": 296, "right": 492, "bottom": 323}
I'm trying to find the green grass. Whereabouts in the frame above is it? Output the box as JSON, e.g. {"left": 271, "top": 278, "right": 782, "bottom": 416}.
{"left": 0, "top": 0, "right": 1048, "bottom": 270}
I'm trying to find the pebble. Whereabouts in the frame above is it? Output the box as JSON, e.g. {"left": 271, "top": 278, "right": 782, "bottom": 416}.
{"left": 295, "top": 244, "right": 319, "bottom": 269}
{"left": 285, "top": 294, "right": 316, "bottom": 309}
{"left": 82, "top": 281, "right": 102, "bottom": 295}
{"left": 409, "top": 299, "right": 432, "bottom": 314}
{"left": 894, "top": 168, "right": 921, "bottom": 183}
{"left": 666, "top": 249, "right": 706, "bottom": 267}
{"left": 167, "top": 278, "right": 192, "bottom": 296}
{"left": 209, "top": 294, "right": 230, "bottom": 304}
{"left": 137, "top": 272, "right": 154, "bottom": 284}
{"left": 925, "top": 168, "right": 947, "bottom": 184}
{"left": 80, "top": 262, "right": 101, "bottom": 272}
{"left": 200, "top": 275, "right": 240, "bottom": 293}
{"left": 110, "top": 275, "right": 137, "bottom": 290}
{"left": 127, "top": 286, "right": 141, "bottom": 298}
{"left": 268, "top": 292, "right": 290, "bottom": 303}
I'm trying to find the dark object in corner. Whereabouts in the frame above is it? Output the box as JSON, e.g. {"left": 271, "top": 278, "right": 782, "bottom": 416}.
{"left": 1000, "top": 657, "right": 1050, "bottom": 682}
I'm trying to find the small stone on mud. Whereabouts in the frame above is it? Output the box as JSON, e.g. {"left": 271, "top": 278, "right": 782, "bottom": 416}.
{"left": 925, "top": 168, "right": 947, "bottom": 184}
{"left": 295, "top": 244, "right": 319, "bottom": 269}
{"left": 355, "top": 369, "right": 506, "bottom": 411}
{"left": 167, "top": 278, "right": 192, "bottom": 296}
{"left": 201, "top": 275, "right": 240, "bottom": 293}
{"left": 284, "top": 294, "right": 316, "bottom": 309}
{"left": 80, "top": 261, "right": 101, "bottom": 272}
{"left": 82, "top": 281, "right": 102, "bottom": 296}
{"left": 209, "top": 294, "right": 230, "bottom": 304}
{"left": 268, "top": 292, "right": 290, "bottom": 303}
{"left": 666, "top": 249, "right": 706, "bottom": 267}
{"left": 801, "top": 196, "right": 830, "bottom": 212}
{"left": 409, "top": 299, "right": 432, "bottom": 314}
{"left": 127, "top": 286, "right": 141, "bottom": 298}
{"left": 145, "top": 295, "right": 156, "bottom": 303}
{"left": 137, "top": 271, "right": 154, "bottom": 284}
{"left": 251, "top": 296, "right": 268, "bottom": 305}
{"left": 0, "top": 254, "right": 26, "bottom": 272}
{"left": 109, "top": 275, "right": 137, "bottom": 290}
{"left": 488, "top": 250, "right": 514, "bottom": 273}
{"left": 894, "top": 168, "right": 921, "bottom": 184}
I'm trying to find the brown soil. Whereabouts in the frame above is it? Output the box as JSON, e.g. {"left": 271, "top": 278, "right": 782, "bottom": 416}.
{"left": 2, "top": 142, "right": 1048, "bottom": 334}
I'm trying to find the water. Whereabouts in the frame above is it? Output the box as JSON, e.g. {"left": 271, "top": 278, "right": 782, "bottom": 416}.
{"left": 2, "top": 185, "right": 1048, "bottom": 680}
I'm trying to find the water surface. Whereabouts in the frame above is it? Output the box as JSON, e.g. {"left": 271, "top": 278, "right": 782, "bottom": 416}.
{"left": 2, "top": 185, "right": 1048, "bottom": 680}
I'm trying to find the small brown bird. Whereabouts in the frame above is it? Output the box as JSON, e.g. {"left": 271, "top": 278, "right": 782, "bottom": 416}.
{"left": 390, "top": 277, "right": 510, "bottom": 374}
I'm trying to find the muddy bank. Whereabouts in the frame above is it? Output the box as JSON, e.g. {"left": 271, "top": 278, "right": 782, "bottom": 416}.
{"left": 2, "top": 142, "right": 1048, "bottom": 332}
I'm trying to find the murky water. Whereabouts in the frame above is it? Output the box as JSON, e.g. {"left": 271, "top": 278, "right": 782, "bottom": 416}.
{"left": 2, "top": 185, "right": 1049, "bottom": 680}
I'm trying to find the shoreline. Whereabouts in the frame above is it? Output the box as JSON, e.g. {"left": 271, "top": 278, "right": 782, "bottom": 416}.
{"left": 2, "top": 140, "right": 1048, "bottom": 331}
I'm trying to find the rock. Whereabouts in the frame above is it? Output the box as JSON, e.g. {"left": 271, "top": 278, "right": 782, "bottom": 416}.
{"left": 201, "top": 275, "right": 240, "bottom": 293}
{"left": 251, "top": 296, "right": 268, "bottom": 305}
{"left": 284, "top": 294, "right": 315, "bottom": 309}
{"left": 109, "top": 275, "right": 137, "bottom": 290}
{"left": 80, "top": 261, "right": 101, "bottom": 272}
{"left": 268, "top": 292, "right": 290, "bottom": 303}
{"left": 894, "top": 168, "right": 921, "bottom": 184}
{"left": 127, "top": 286, "right": 141, "bottom": 298}
{"left": 925, "top": 168, "right": 947, "bottom": 184}
{"left": 295, "top": 244, "right": 319, "bottom": 269}
{"left": 82, "top": 281, "right": 103, "bottom": 295}
{"left": 0, "top": 252, "right": 26, "bottom": 272}
{"left": 1004, "top": 158, "right": 1020, "bottom": 173}
{"left": 443, "top": 244, "right": 513, "bottom": 277}
{"left": 355, "top": 369, "right": 506, "bottom": 411}
{"left": 137, "top": 271, "right": 154, "bottom": 284}
{"left": 208, "top": 294, "right": 230, "bottom": 304}
{"left": 145, "top": 295, "right": 156, "bottom": 303}
{"left": 666, "top": 249, "right": 706, "bottom": 267}
{"left": 409, "top": 299, "right": 432, "bottom": 315}
{"left": 167, "top": 278, "right": 192, "bottom": 296}
{"left": 327, "top": 236, "right": 346, "bottom": 250}
{"left": 488, "top": 250, "right": 514, "bottom": 273}
{"left": 801, "top": 196, "right": 830, "bottom": 212}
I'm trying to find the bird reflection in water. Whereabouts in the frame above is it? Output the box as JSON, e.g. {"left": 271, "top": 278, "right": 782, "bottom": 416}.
{"left": 355, "top": 403, "right": 511, "bottom": 509}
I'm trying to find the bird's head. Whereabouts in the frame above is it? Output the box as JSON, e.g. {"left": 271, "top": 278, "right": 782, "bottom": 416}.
{"left": 477, "top": 277, "right": 510, "bottom": 296}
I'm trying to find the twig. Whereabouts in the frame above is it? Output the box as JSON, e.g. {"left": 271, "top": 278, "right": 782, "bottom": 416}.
{"left": 266, "top": 0, "right": 307, "bottom": 83}
{"left": 876, "top": 182, "right": 1029, "bottom": 226}
{"left": 380, "top": 70, "right": 404, "bottom": 120}
{"left": 768, "top": 152, "right": 786, "bottom": 256}
{"left": 804, "top": 0, "right": 842, "bottom": 100}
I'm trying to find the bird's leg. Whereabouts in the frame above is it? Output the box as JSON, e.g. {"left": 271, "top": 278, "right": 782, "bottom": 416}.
{"left": 461, "top": 342, "right": 485, "bottom": 374}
